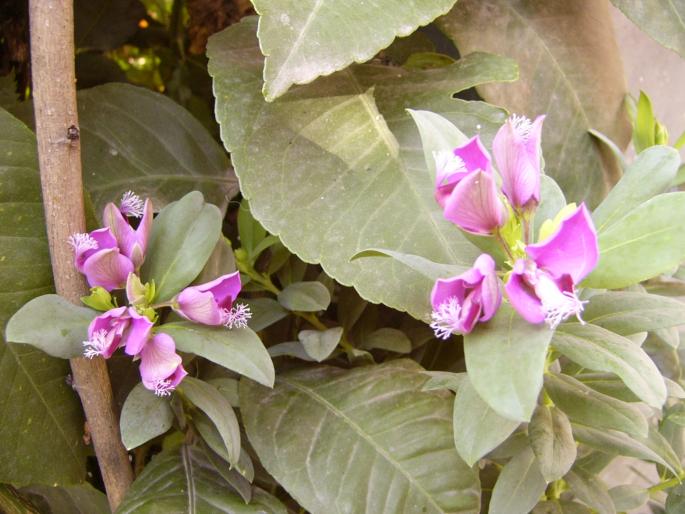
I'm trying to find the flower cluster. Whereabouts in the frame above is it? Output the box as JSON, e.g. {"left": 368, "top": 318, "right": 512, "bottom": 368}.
{"left": 429, "top": 115, "right": 599, "bottom": 339}
{"left": 69, "top": 192, "right": 251, "bottom": 396}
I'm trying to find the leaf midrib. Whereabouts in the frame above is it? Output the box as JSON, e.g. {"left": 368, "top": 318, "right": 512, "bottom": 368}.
{"left": 280, "top": 374, "right": 447, "bottom": 514}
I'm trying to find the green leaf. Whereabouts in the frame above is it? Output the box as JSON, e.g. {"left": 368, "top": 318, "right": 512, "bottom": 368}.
{"left": 141, "top": 191, "right": 223, "bottom": 301}
{"left": 528, "top": 403, "right": 576, "bottom": 482}
{"left": 421, "top": 371, "right": 466, "bottom": 392}
{"left": 179, "top": 377, "right": 241, "bottom": 466}
{"left": 116, "top": 446, "right": 286, "bottom": 514}
{"left": 666, "top": 483, "right": 685, "bottom": 514}
{"left": 22, "top": 483, "right": 109, "bottom": 514}
{"left": 208, "top": 18, "right": 516, "bottom": 319}
{"left": 120, "top": 383, "right": 174, "bottom": 450}
{"left": 588, "top": 129, "right": 628, "bottom": 171}
{"left": 591, "top": 145, "right": 680, "bottom": 232}
{"left": 253, "top": 0, "right": 459, "bottom": 100}
{"left": 582, "top": 291, "right": 685, "bottom": 335}
{"left": 633, "top": 91, "right": 657, "bottom": 153}
{"left": 576, "top": 373, "right": 640, "bottom": 403}
{"left": 238, "top": 199, "right": 267, "bottom": 260}
{"left": 360, "top": 327, "right": 412, "bottom": 353}
{"left": 564, "top": 470, "right": 615, "bottom": 514}
{"left": 544, "top": 373, "right": 648, "bottom": 437}
{"left": 464, "top": 304, "right": 553, "bottom": 422}
{"left": 608, "top": 485, "right": 648, "bottom": 512}
{"left": 571, "top": 424, "right": 681, "bottom": 474}
{"left": 453, "top": 377, "right": 519, "bottom": 466}
{"left": 277, "top": 281, "right": 331, "bottom": 312}
{"left": 297, "top": 327, "right": 342, "bottom": 362}
{"left": 611, "top": 0, "right": 685, "bottom": 58}
{"left": 5, "top": 294, "right": 94, "bottom": 359}
{"left": 0, "top": 109, "right": 86, "bottom": 486}
{"left": 243, "top": 297, "right": 288, "bottom": 331}
{"left": 585, "top": 192, "right": 685, "bottom": 289}
{"left": 352, "top": 248, "right": 467, "bottom": 282}
{"left": 78, "top": 83, "right": 236, "bottom": 213}
{"left": 553, "top": 323, "right": 666, "bottom": 408}
{"left": 240, "top": 360, "right": 480, "bottom": 514}
{"left": 438, "top": 0, "right": 630, "bottom": 207}
{"left": 489, "top": 447, "right": 547, "bottom": 514}
{"left": 159, "top": 323, "right": 274, "bottom": 387}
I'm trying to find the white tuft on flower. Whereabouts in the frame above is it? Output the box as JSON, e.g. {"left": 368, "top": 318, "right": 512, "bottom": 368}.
{"left": 429, "top": 297, "right": 462, "bottom": 340}
{"left": 152, "top": 379, "right": 175, "bottom": 397}
{"left": 535, "top": 274, "right": 587, "bottom": 329}
{"left": 68, "top": 233, "right": 98, "bottom": 253}
{"left": 223, "top": 303, "right": 252, "bottom": 329}
{"left": 119, "top": 191, "right": 144, "bottom": 218}
{"left": 83, "top": 329, "right": 109, "bottom": 359}
{"left": 508, "top": 114, "right": 533, "bottom": 141}
{"left": 433, "top": 150, "right": 467, "bottom": 183}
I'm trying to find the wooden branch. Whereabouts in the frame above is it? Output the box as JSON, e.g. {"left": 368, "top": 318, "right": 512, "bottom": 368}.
{"left": 28, "top": 1, "right": 133, "bottom": 509}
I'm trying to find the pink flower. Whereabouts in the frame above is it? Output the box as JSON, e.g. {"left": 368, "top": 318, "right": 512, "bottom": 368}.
{"left": 505, "top": 204, "right": 599, "bottom": 328}
{"left": 82, "top": 306, "right": 153, "bottom": 359}
{"left": 433, "top": 136, "right": 491, "bottom": 209}
{"left": 68, "top": 229, "right": 134, "bottom": 291}
{"left": 173, "top": 271, "right": 251, "bottom": 328}
{"left": 442, "top": 169, "right": 508, "bottom": 235}
{"left": 139, "top": 333, "right": 187, "bottom": 397}
{"left": 103, "top": 192, "right": 153, "bottom": 269}
{"left": 430, "top": 254, "right": 502, "bottom": 338}
{"left": 493, "top": 114, "right": 545, "bottom": 212}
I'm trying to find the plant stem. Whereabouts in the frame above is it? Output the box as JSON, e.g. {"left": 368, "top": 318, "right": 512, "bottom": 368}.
{"left": 494, "top": 229, "right": 516, "bottom": 262}
{"left": 648, "top": 472, "right": 685, "bottom": 494}
{"left": 29, "top": 1, "right": 133, "bottom": 508}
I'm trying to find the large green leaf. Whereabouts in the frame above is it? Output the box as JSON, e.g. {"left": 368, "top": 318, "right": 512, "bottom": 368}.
{"left": 116, "top": 445, "right": 286, "bottom": 514}
{"left": 489, "top": 446, "right": 547, "bottom": 514}
{"left": 591, "top": 146, "right": 680, "bottom": 232}
{"left": 240, "top": 360, "right": 480, "bottom": 514}
{"left": 158, "top": 323, "right": 275, "bottom": 387}
{"left": 453, "top": 376, "right": 520, "bottom": 466}
{"left": 141, "top": 191, "right": 223, "bottom": 301}
{"left": 528, "top": 403, "right": 576, "bottom": 482}
{"left": 120, "top": 383, "right": 174, "bottom": 451}
{"left": 585, "top": 192, "right": 685, "bottom": 289}
{"left": 582, "top": 291, "right": 685, "bottom": 335}
{"left": 6, "top": 294, "right": 95, "bottom": 359}
{"left": 611, "top": 0, "right": 685, "bottom": 57}
{"left": 78, "top": 83, "right": 236, "bottom": 213}
{"left": 208, "top": 17, "right": 517, "bottom": 319}
{"left": 254, "top": 0, "right": 458, "bottom": 100}
{"left": 464, "top": 304, "right": 553, "bottom": 422}
{"left": 0, "top": 109, "right": 86, "bottom": 486}
{"left": 438, "top": 0, "right": 631, "bottom": 206}
{"left": 21, "top": 484, "right": 109, "bottom": 514}
{"left": 552, "top": 323, "right": 667, "bottom": 408}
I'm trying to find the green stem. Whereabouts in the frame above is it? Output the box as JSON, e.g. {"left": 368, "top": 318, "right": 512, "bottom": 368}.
{"left": 649, "top": 473, "right": 685, "bottom": 494}
{"left": 494, "top": 229, "right": 515, "bottom": 262}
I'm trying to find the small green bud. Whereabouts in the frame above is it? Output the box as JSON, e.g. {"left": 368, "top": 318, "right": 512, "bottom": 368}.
{"left": 655, "top": 122, "right": 669, "bottom": 146}
{"left": 81, "top": 287, "right": 116, "bottom": 311}
{"left": 235, "top": 248, "right": 249, "bottom": 262}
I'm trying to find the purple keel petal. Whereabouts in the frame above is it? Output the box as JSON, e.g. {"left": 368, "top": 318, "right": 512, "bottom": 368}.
{"left": 82, "top": 248, "right": 134, "bottom": 291}
{"left": 443, "top": 170, "right": 507, "bottom": 235}
{"left": 526, "top": 203, "right": 598, "bottom": 283}
{"left": 505, "top": 260, "right": 545, "bottom": 324}
{"left": 454, "top": 135, "right": 491, "bottom": 174}
{"left": 196, "top": 271, "right": 242, "bottom": 310}
{"left": 140, "top": 333, "right": 183, "bottom": 384}
{"left": 103, "top": 202, "right": 137, "bottom": 262}
{"left": 174, "top": 287, "right": 224, "bottom": 325}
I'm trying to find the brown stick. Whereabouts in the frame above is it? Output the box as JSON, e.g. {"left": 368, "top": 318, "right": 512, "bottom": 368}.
{"left": 28, "top": 1, "right": 133, "bottom": 510}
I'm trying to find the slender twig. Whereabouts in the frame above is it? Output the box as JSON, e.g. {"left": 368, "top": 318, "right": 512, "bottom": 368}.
{"left": 29, "top": 1, "right": 133, "bottom": 509}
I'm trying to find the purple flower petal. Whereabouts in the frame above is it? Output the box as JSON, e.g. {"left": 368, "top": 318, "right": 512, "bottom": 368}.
{"left": 82, "top": 247, "right": 134, "bottom": 291}
{"left": 122, "top": 308, "right": 154, "bottom": 356}
{"left": 526, "top": 203, "right": 598, "bottom": 283}
{"left": 493, "top": 115, "right": 544, "bottom": 210}
{"left": 434, "top": 136, "right": 491, "bottom": 209}
{"left": 174, "top": 287, "right": 224, "bottom": 326}
{"left": 505, "top": 260, "right": 545, "bottom": 324}
{"left": 443, "top": 170, "right": 507, "bottom": 235}
{"left": 139, "top": 333, "right": 183, "bottom": 384}
{"left": 454, "top": 135, "right": 491, "bottom": 174}
{"left": 195, "top": 271, "right": 242, "bottom": 310}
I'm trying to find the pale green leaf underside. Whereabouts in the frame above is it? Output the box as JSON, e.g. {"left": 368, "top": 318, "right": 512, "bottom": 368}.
{"left": 78, "top": 83, "right": 237, "bottom": 213}
{"left": 0, "top": 108, "right": 86, "bottom": 486}
{"left": 208, "top": 17, "right": 517, "bottom": 319}
{"left": 240, "top": 360, "right": 480, "bottom": 514}
{"left": 611, "top": 0, "right": 685, "bottom": 57}
{"left": 116, "top": 446, "right": 285, "bottom": 514}
{"left": 254, "top": 0, "right": 458, "bottom": 100}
